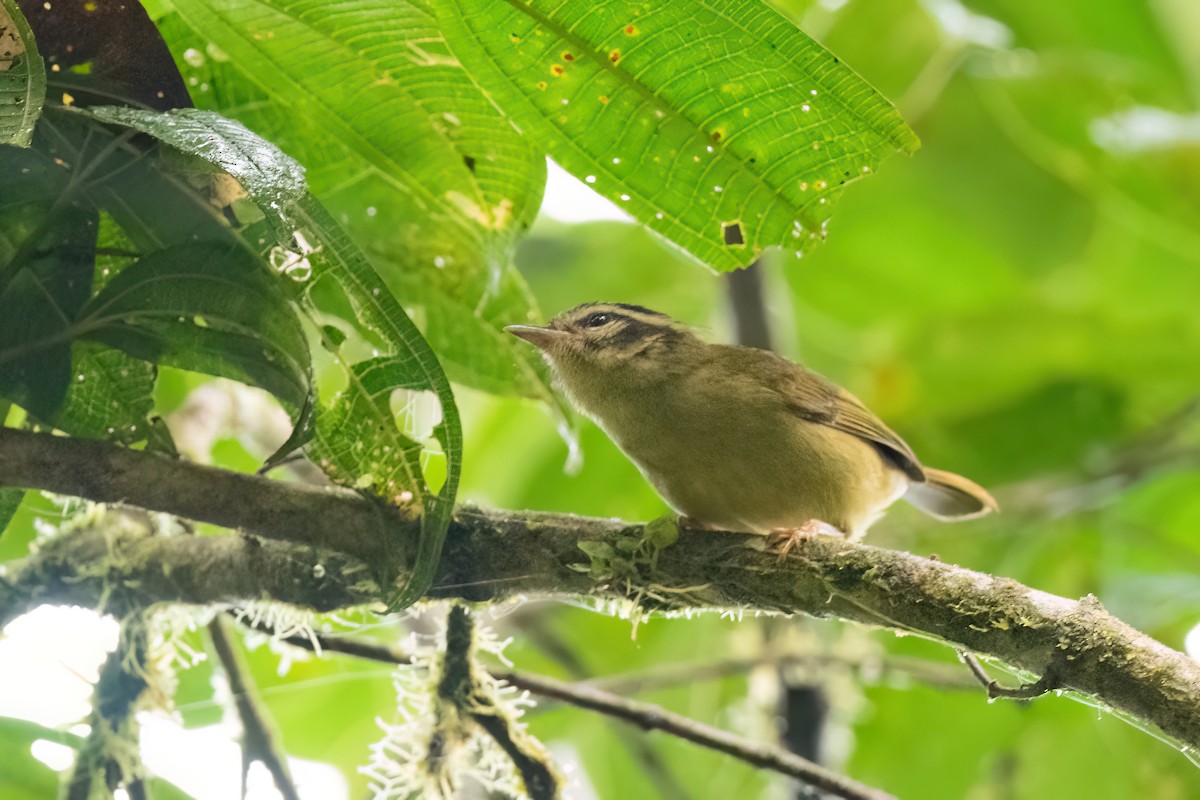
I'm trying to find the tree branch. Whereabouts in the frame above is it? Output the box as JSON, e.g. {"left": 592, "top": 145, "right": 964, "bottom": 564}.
{"left": 507, "top": 670, "right": 894, "bottom": 800}
{"left": 439, "top": 606, "right": 560, "bottom": 800}
{"left": 66, "top": 615, "right": 150, "bottom": 800}
{"left": 2, "top": 427, "right": 1199, "bottom": 756}
{"left": 266, "top": 626, "right": 892, "bottom": 800}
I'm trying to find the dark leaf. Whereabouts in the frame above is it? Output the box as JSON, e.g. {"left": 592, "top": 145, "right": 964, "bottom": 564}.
{"left": 78, "top": 242, "right": 312, "bottom": 425}
{"left": 17, "top": 0, "right": 189, "bottom": 110}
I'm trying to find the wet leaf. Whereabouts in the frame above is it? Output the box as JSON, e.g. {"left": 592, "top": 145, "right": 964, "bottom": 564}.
{"left": 160, "top": 3, "right": 558, "bottom": 407}
{"left": 430, "top": 0, "right": 919, "bottom": 269}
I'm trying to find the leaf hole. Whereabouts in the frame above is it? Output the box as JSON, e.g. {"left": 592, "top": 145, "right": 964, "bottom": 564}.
{"left": 722, "top": 221, "right": 745, "bottom": 246}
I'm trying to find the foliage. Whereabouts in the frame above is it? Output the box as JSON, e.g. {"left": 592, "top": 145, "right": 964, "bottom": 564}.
{"left": 1, "top": 0, "right": 1199, "bottom": 798}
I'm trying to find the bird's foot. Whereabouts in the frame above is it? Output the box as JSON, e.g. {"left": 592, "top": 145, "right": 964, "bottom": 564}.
{"left": 765, "top": 519, "right": 842, "bottom": 558}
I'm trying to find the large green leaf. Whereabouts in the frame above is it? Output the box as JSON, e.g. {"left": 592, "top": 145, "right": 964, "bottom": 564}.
{"left": 160, "top": 3, "right": 557, "bottom": 405}
{"left": 77, "top": 242, "right": 312, "bottom": 422}
{"left": 0, "top": 0, "right": 44, "bottom": 146}
{"left": 0, "top": 144, "right": 97, "bottom": 416}
{"left": 0, "top": 716, "right": 76, "bottom": 799}
{"left": 168, "top": 0, "right": 545, "bottom": 240}
{"left": 296, "top": 196, "right": 461, "bottom": 607}
{"left": 95, "top": 96, "right": 464, "bottom": 605}
{"left": 90, "top": 106, "right": 307, "bottom": 229}
{"left": 430, "top": 0, "right": 918, "bottom": 270}
{"left": 49, "top": 341, "right": 169, "bottom": 448}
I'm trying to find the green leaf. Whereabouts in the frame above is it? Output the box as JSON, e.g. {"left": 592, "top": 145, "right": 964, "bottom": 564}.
{"left": 35, "top": 108, "right": 233, "bottom": 254}
{"left": 76, "top": 93, "right": 463, "bottom": 604}
{"left": 167, "top": 0, "right": 545, "bottom": 240}
{"left": 0, "top": 715, "right": 76, "bottom": 799}
{"left": 0, "top": 268, "right": 73, "bottom": 415}
{"left": 77, "top": 242, "right": 313, "bottom": 427}
{"left": 160, "top": 3, "right": 557, "bottom": 405}
{"left": 429, "top": 0, "right": 919, "bottom": 270}
{"left": 90, "top": 106, "right": 307, "bottom": 228}
{"left": 48, "top": 340, "right": 165, "bottom": 447}
{"left": 0, "top": 0, "right": 45, "bottom": 146}
{"left": 0, "top": 486, "right": 22, "bottom": 537}
{"left": 295, "top": 196, "right": 461, "bottom": 608}
{"left": 0, "top": 142, "right": 98, "bottom": 415}
{"left": 387, "top": 263, "right": 556, "bottom": 401}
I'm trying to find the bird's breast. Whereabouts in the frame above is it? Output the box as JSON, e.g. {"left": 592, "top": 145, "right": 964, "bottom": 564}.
{"left": 585, "top": 386, "right": 907, "bottom": 537}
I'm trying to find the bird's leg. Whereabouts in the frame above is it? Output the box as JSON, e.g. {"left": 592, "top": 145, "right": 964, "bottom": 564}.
{"left": 765, "top": 519, "right": 844, "bottom": 558}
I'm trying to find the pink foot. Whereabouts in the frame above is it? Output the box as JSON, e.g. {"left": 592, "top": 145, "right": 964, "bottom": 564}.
{"left": 765, "top": 519, "right": 843, "bottom": 558}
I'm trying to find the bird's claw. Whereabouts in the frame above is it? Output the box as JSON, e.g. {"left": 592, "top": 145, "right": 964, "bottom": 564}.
{"left": 765, "top": 519, "right": 842, "bottom": 558}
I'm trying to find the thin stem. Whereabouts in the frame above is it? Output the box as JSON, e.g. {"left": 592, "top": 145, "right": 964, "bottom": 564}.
{"left": 263, "top": 624, "right": 891, "bottom": 800}
{"left": 209, "top": 615, "right": 301, "bottom": 800}
{"left": 500, "top": 671, "right": 894, "bottom": 800}
{"left": 960, "top": 652, "right": 1057, "bottom": 700}
{"left": 65, "top": 616, "right": 150, "bottom": 800}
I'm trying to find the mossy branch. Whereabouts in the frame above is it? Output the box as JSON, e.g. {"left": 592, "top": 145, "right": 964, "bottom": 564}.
{"left": 2, "top": 427, "right": 1199, "bottom": 757}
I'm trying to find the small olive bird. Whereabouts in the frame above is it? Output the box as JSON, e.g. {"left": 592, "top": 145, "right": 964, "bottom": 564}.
{"left": 507, "top": 303, "right": 996, "bottom": 539}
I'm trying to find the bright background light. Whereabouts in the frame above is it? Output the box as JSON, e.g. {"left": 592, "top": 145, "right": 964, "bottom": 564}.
{"left": 540, "top": 159, "right": 632, "bottom": 224}
{"left": 0, "top": 605, "right": 345, "bottom": 799}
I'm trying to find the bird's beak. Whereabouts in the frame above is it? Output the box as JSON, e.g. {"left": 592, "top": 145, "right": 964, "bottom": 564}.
{"left": 504, "top": 324, "right": 570, "bottom": 351}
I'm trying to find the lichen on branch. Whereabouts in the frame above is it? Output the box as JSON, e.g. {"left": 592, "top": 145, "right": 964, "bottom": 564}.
{"left": 1, "top": 426, "right": 1199, "bottom": 757}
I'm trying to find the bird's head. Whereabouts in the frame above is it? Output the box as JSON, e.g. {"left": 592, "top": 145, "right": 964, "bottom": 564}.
{"left": 506, "top": 303, "right": 697, "bottom": 386}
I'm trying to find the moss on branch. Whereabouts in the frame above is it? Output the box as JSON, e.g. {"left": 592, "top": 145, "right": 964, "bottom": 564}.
{"left": 1, "top": 427, "right": 1199, "bottom": 754}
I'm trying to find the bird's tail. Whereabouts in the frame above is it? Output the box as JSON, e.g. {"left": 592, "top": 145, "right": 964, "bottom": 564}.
{"left": 904, "top": 467, "right": 998, "bottom": 521}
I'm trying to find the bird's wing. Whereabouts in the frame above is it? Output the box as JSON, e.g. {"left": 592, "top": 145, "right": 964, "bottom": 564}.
{"left": 725, "top": 346, "right": 926, "bottom": 481}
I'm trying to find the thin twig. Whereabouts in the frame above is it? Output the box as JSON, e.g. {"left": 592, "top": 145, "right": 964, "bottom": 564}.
{"left": 583, "top": 653, "right": 980, "bottom": 697}
{"left": 263, "top": 624, "right": 891, "bottom": 800}
{"left": 505, "top": 670, "right": 895, "bottom": 800}
{"left": 209, "top": 615, "right": 301, "bottom": 800}
{"left": 515, "top": 612, "right": 691, "bottom": 798}
{"left": 959, "top": 652, "right": 1057, "bottom": 700}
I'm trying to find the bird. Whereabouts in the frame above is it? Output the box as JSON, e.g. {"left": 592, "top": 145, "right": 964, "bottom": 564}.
{"left": 506, "top": 302, "right": 996, "bottom": 541}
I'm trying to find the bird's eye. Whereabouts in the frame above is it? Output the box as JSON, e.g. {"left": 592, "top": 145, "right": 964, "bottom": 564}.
{"left": 581, "top": 313, "right": 611, "bottom": 329}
